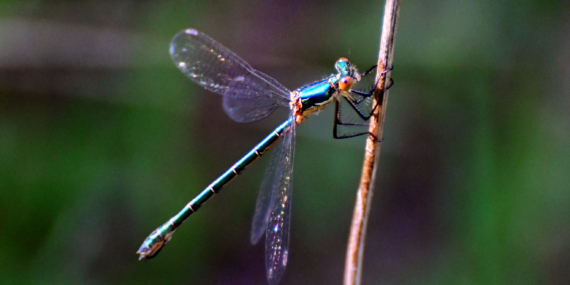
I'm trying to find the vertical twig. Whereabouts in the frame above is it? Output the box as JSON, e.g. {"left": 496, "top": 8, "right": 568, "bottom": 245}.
{"left": 343, "top": 1, "right": 400, "bottom": 285}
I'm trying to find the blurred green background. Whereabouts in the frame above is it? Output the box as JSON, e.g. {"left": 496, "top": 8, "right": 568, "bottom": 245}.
{"left": 1, "top": 0, "right": 569, "bottom": 284}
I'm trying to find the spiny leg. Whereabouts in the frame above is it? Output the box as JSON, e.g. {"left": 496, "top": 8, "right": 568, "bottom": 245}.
{"left": 333, "top": 65, "right": 394, "bottom": 141}
{"left": 344, "top": 77, "right": 393, "bottom": 121}
{"left": 332, "top": 100, "right": 382, "bottom": 141}
{"left": 350, "top": 78, "right": 394, "bottom": 102}
{"left": 349, "top": 65, "right": 394, "bottom": 102}
{"left": 360, "top": 65, "right": 377, "bottom": 78}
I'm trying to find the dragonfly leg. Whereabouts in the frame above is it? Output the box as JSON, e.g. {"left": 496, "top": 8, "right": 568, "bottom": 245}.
{"left": 332, "top": 100, "right": 383, "bottom": 142}
{"left": 333, "top": 63, "right": 394, "bottom": 141}
{"left": 350, "top": 78, "right": 393, "bottom": 101}
{"left": 345, "top": 71, "right": 394, "bottom": 121}
{"left": 349, "top": 75, "right": 394, "bottom": 123}
{"left": 344, "top": 96, "right": 376, "bottom": 121}
{"left": 350, "top": 65, "right": 394, "bottom": 98}
{"left": 343, "top": 80, "right": 392, "bottom": 122}
{"left": 359, "top": 64, "right": 394, "bottom": 79}
{"left": 360, "top": 65, "right": 377, "bottom": 78}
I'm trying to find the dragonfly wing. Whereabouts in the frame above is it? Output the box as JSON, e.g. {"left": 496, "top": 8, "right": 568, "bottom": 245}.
{"left": 251, "top": 131, "right": 285, "bottom": 244}
{"left": 265, "top": 112, "right": 296, "bottom": 285}
{"left": 223, "top": 80, "right": 280, "bottom": 123}
{"left": 170, "top": 29, "right": 290, "bottom": 122}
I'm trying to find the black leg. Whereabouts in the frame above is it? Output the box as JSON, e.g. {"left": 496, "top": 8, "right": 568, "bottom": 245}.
{"left": 360, "top": 65, "right": 377, "bottom": 78}
{"left": 333, "top": 100, "right": 382, "bottom": 142}
{"left": 350, "top": 78, "right": 393, "bottom": 104}
{"left": 343, "top": 97, "right": 376, "bottom": 121}
{"left": 349, "top": 65, "right": 394, "bottom": 98}
{"left": 349, "top": 75, "right": 394, "bottom": 100}
{"left": 331, "top": 65, "right": 394, "bottom": 142}
{"left": 346, "top": 74, "right": 397, "bottom": 119}
{"left": 346, "top": 77, "right": 394, "bottom": 122}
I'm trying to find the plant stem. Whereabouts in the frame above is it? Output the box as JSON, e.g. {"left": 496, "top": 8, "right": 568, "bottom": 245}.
{"left": 343, "top": 1, "right": 400, "bottom": 284}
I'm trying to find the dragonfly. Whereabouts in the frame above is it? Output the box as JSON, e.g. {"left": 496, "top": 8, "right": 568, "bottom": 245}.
{"left": 137, "top": 28, "right": 390, "bottom": 285}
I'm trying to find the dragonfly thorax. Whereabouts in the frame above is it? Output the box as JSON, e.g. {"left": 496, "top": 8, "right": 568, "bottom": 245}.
{"left": 291, "top": 58, "right": 361, "bottom": 125}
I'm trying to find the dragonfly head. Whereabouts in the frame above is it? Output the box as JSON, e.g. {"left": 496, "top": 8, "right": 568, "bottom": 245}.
{"left": 335, "top": 58, "right": 361, "bottom": 91}
{"left": 335, "top": 58, "right": 351, "bottom": 74}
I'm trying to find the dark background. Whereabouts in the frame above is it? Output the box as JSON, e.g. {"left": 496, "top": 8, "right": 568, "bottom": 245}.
{"left": 1, "top": 0, "right": 569, "bottom": 284}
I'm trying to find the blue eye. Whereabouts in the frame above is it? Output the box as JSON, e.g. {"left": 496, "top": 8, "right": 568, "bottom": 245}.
{"left": 335, "top": 57, "right": 351, "bottom": 73}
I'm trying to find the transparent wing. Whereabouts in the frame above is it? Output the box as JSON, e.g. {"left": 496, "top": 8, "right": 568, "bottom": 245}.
{"left": 265, "top": 111, "right": 296, "bottom": 285}
{"left": 251, "top": 132, "right": 285, "bottom": 244}
{"left": 223, "top": 95, "right": 282, "bottom": 123}
{"left": 170, "top": 29, "right": 291, "bottom": 122}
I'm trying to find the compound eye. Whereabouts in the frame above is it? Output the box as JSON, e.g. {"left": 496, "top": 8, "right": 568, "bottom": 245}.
{"left": 335, "top": 57, "right": 350, "bottom": 73}
{"left": 338, "top": 76, "right": 354, "bottom": 90}
{"left": 336, "top": 57, "right": 349, "bottom": 65}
